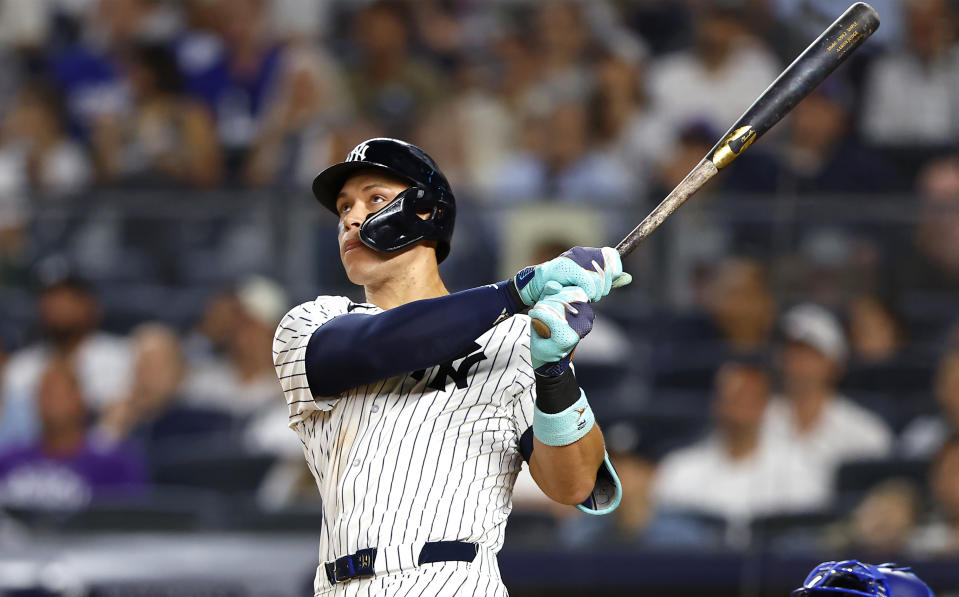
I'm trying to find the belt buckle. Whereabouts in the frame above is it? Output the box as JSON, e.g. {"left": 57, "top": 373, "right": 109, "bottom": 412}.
{"left": 330, "top": 548, "right": 377, "bottom": 584}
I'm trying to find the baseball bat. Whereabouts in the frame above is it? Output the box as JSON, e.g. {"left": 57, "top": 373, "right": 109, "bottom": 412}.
{"left": 532, "top": 2, "right": 879, "bottom": 340}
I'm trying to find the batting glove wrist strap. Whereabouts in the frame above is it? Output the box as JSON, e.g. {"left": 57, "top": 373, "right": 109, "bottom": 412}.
{"left": 533, "top": 388, "right": 594, "bottom": 447}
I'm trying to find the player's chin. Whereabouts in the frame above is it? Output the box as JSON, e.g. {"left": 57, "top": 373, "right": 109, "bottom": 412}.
{"left": 342, "top": 249, "right": 386, "bottom": 285}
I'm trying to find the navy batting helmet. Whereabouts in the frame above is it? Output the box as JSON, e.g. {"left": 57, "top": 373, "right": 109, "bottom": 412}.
{"left": 311, "top": 138, "right": 456, "bottom": 263}
{"left": 792, "top": 561, "right": 934, "bottom": 597}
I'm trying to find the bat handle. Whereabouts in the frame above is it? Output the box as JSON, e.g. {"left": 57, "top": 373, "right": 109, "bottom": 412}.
{"left": 616, "top": 158, "right": 718, "bottom": 258}
{"left": 531, "top": 318, "right": 551, "bottom": 339}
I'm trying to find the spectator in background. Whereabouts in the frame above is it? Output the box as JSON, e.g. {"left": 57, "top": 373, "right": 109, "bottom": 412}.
{"left": 243, "top": 41, "right": 347, "bottom": 188}
{"left": 179, "top": 0, "right": 285, "bottom": 179}
{"left": 49, "top": 0, "right": 170, "bottom": 138}
{"left": 343, "top": 0, "right": 445, "bottom": 139}
{"left": 91, "top": 43, "right": 221, "bottom": 188}
{"left": 910, "top": 156, "right": 959, "bottom": 292}
{"left": 911, "top": 434, "right": 959, "bottom": 555}
{"left": 558, "top": 422, "right": 720, "bottom": 550}
{"left": 654, "top": 358, "right": 827, "bottom": 522}
{"left": 0, "top": 80, "right": 92, "bottom": 195}
{"left": 900, "top": 349, "right": 959, "bottom": 459}
{"left": 2, "top": 276, "right": 132, "bottom": 447}
{"left": 182, "top": 275, "right": 285, "bottom": 419}
{"left": 780, "top": 84, "right": 899, "bottom": 194}
{"left": 647, "top": 4, "right": 779, "bottom": 139}
{"left": 705, "top": 258, "right": 776, "bottom": 353}
{"left": 0, "top": 360, "right": 146, "bottom": 510}
{"left": 861, "top": 0, "right": 959, "bottom": 147}
{"left": 590, "top": 41, "right": 671, "bottom": 203}
{"left": 182, "top": 289, "right": 244, "bottom": 366}
{"left": 846, "top": 295, "right": 907, "bottom": 366}
{"left": 488, "top": 99, "right": 633, "bottom": 204}
{"left": 825, "top": 478, "right": 922, "bottom": 558}
{"left": 651, "top": 257, "right": 776, "bottom": 393}
{"left": 96, "top": 323, "right": 233, "bottom": 457}
{"left": 763, "top": 304, "right": 894, "bottom": 492}
{"left": 528, "top": 0, "right": 593, "bottom": 103}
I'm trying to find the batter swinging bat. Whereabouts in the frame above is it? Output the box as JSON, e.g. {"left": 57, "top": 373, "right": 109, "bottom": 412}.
{"left": 532, "top": 2, "right": 879, "bottom": 340}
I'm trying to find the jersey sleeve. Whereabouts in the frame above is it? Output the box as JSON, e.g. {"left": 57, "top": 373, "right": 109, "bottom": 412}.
{"left": 273, "top": 296, "right": 352, "bottom": 427}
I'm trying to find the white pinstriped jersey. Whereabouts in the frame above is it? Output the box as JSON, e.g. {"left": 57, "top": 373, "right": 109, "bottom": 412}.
{"left": 273, "top": 295, "right": 537, "bottom": 595}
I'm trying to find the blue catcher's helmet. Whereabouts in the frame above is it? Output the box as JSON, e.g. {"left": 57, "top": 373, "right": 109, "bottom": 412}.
{"left": 312, "top": 138, "right": 456, "bottom": 263}
{"left": 792, "top": 561, "right": 934, "bottom": 597}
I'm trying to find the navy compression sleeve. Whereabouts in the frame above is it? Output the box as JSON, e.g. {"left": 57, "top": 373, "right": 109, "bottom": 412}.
{"left": 305, "top": 281, "right": 525, "bottom": 396}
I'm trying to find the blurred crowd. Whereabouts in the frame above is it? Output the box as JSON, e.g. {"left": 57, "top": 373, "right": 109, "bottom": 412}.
{"left": 0, "top": 0, "right": 958, "bottom": 567}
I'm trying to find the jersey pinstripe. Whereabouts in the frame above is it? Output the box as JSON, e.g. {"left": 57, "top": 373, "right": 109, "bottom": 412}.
{"left": 272, "top": 295, "right": 535, "bottom": 595}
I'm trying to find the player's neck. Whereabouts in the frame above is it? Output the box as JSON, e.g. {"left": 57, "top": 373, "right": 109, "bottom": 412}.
{"left": 365, "top": 259, "right": 449, "bottom": 310}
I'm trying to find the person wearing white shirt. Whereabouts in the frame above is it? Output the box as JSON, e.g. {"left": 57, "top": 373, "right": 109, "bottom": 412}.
{"left": 1, "top": 276, "right": 132, "bottom": 448}
{"left": 654, "top": 358, "right": 827, "bottom": 523}
{"left": 762, "top": 304, "right": 894, "bottom": 492}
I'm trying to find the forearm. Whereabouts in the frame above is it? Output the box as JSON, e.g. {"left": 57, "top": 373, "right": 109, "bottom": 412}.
{"left": 305, "top": 281, "right": 523, "bottom": 396}
{"left": 529, "top": 425, "right": 604, "bottom": 505}
{"left": 527, "top": 368, "right": 606, "bottom": 505}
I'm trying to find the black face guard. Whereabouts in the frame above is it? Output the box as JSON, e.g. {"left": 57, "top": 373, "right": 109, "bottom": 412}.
{"left": 358, "top": 187, "right": 450, "bottom": 260}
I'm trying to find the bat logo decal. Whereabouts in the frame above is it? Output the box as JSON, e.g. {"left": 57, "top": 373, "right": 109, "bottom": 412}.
{"left": 711, "top": 125, "right": 757, "bottom": 168}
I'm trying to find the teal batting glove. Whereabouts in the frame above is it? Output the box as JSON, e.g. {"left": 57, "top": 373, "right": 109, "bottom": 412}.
{"left": 514, "top": 246, "right": 631, "bottom": 307}
{"left": 528, "top": 282, "right": 594, "bottom": 377}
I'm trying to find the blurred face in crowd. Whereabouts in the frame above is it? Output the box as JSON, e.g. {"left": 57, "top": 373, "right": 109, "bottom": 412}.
{"left": 96, "top": 0, "right": 149, "bottom": 44}
{"left": 610, "top": 453, "right": 657, "bottom": 531}
{"left": 336, "top": 171, "right": 435, "bottom": 288}
{"left": 355, "top": 2, "right": 409, "bottom": 60}
{"left": 536, "top": 1, "right": 588, "bottom": 66}
{"left": 132, "top": 325, "right": 185, "bottom": 410}
{"left": 850, "top": 480, "right": 919, "bottom": 554}
{"left": 706, "top": 259, "right": 775, "bottom": 350}
{"left": 782, "top": 341, "right": 839, "bottom": 396}
{"left": 791, "top": 92, "right": 847, "bottom": 153}
{"left": 905, "top": 0, "right": 954, "bottom": 60}
{"left": 847, "top": 296, "right": 902, "bottom": 363}
{"left": 199, "top": 292, "right": 243, "bottom": 353}
{"left": 916, "top": 158, "right": 959, "bottom": 274}
{"left": 39, "top": 285, "right": 98, "bottom": 350}
{"left": 695, "top": 11, "right": 744, "bottom": 63}
{"left": 545, "top": 103, "right": 589, "bottom": 171}
{"left": 932, "top": 440, "right": 959, "bottom": 521}
{"left": 4, "top": 86, "right": 62, "bottom": 147}
{"left": 935, "top": 353, "right": 959, "bottom": 427}
{"left": 217, "top": 0, "right": 266, "bottom": 51}
{"left": 713, "top": 364, "right": 770, "bottom": 436}
{"left": 37, "top": 362, "right": 87, "bottom": 441}
{"left": 230, "top": 309, "right": 275, "bottom": 376}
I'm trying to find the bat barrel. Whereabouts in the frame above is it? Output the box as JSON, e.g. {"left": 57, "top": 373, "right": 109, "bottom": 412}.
{"left": 614, "top": 3, "right": 879, "bottom": 259}
{"left": 708, "top": 2, "right": 879, "bottom": 169}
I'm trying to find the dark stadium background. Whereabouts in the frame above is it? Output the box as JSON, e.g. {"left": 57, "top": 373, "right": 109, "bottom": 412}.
{"left": 0, "top": 0, "right": 958, "bottom": 595}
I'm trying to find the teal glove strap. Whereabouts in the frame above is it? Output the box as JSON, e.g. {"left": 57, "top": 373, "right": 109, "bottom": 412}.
{"left": 533, "top": 388, "right": 594, "bottom": 447}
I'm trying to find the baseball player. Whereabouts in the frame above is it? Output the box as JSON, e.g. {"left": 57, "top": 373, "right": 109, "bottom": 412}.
{"left": 273, "top": 138, "right": 630, "bottom": 596}
{"left": 792, "top": 560, "right": 934, "bottom": 597}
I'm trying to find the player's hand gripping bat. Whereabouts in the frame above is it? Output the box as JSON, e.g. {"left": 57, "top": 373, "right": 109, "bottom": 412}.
{"left": 531, "top": 2, "right": 879, "bottom": 340}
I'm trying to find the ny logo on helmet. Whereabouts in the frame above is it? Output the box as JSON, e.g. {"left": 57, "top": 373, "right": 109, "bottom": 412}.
{"left": 347, "top": 142, "right": 370, "bottom": 162}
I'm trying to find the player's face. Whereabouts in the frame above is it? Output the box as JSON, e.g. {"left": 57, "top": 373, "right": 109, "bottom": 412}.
{"left": 335, "top": 172, "right": 409, "bottom": 285}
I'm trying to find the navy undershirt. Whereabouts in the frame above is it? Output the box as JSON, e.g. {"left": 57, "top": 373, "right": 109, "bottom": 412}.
{"left": 305, "top": 281, "right": 524, "bottom": 397}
